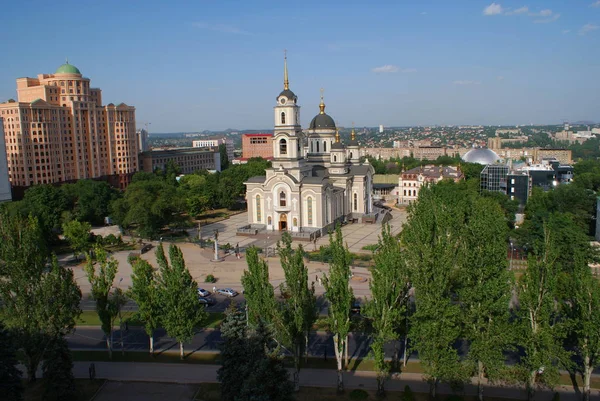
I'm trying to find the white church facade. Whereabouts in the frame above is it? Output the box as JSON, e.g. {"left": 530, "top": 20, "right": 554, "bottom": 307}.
{"left": 243, "top": 56, "right": 374, "bottom": 238}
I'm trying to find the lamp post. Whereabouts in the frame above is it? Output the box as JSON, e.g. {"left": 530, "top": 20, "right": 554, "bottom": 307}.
{"left": 509, "top": 242, "right": 514, "bottom": 270}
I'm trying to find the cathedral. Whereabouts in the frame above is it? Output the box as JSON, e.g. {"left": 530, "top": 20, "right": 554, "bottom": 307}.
{"left": 243, "top": 56, "right": 374, "bottom": 238}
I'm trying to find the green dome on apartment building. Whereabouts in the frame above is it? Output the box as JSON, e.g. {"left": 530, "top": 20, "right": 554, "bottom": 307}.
{"left": 55, "top": 61, "right": 81, "bottom": 75}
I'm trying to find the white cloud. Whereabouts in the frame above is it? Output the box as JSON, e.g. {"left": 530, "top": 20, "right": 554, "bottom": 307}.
{"left": 562, "top": 29, "right": 571, "bottom": 34}
{"left": 372, "top": 65, "right": 399, "bottom": 73}
{"left": 579, "top": 23, "right": 599, "bottom": 35}
{"left": 483, "top": 3, "right": 504, "bottom": 15}
{"left": 591, "top": 1, "right": 600, "bottom": 8}
{"left": 538, "top": 9, "right": 553, "bottom": 17}
{"left": 533, "top": 14, "right": 560, "bottom": 24}
{"left": 372, "top": 65, "right": 417, "bottom": 73}
{"left": 192, "top": 22, "right": 251, "bottom": 35}
{"left": 453, "top": 80, "right": 482, "bottom": 85}
{"left": 506, "top": 6, "right": 529, "bottom": 15}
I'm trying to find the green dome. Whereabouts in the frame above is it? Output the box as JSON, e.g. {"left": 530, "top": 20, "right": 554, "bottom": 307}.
{"left": 55, "top": 63, "right": 81, "bottom": 74}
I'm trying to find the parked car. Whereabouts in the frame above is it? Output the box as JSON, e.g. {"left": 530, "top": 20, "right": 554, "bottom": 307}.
{"left": 350, "top": 298, "right": 362, "bottom": 315}
{"left": 197, "top": 288, "right": 210, "bottom": 297}
{"left": 216, "top": 288, "right": 238, "bottom": 297}
{"left": 140, "top": 243, "right": 153, "bottom": 254}
{"left": 198, "top": 296, "right": 215, "bottom": 306}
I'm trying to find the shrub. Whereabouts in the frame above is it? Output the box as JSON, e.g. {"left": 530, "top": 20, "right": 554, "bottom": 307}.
{"left": 205, "top": 274, "right": 216, "bottom": 283}
{"left": 361, "top": 244, "right": 379, "bottom": 252}
{"left": 401, "top": 385, "right": 415, "bottom": 401}
{"left": 349, "top": 389, "right": 369, "bottom": 400}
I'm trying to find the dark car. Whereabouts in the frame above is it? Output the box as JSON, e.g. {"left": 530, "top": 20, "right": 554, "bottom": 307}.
{"left": 198, "top": 296, "right": 215, "bottom": 306}
{"left": 350, "top": 298, "right": 362, "bottom": 315}
{"left": 140, "top": 243, "right": 153, "bottom": 254}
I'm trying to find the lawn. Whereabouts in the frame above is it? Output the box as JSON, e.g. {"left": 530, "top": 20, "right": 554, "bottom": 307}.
{"left": 24, "top": 378, "right": 104, "bottom": 401}
{"left": 197, "top": 209, "right": 243, "bottom": 225}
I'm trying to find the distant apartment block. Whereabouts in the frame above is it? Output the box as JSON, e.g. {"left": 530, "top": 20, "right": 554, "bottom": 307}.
{"left": 192, "top": 137, "right": 234, "bottom": 161}
{"left": 0, "top": 62, "right": 139, "bottom": 190}
{"left": 137, "top": 128, "right": 149, "bottom": 152}
{"left": 533, "top": 148, "right": 571, "bottom": 164}
{"left": 140, "top": 148, "right": 221, "bottom": 174}
{"left": 413, "top": 146, "right": 446, "bottom": 161}
{"left": 0, "top": 121, "right": 12, "bottom": 201}
{"left": 398, "top": 165, "right": 463, "bottom": 204}
{"left": 241, "top": 133, "right": 273, "bottom": 161}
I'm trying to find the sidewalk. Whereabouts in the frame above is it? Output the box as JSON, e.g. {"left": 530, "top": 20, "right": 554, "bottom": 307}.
{"left": 71, "top": 361, "right": 595, "bottom": 401}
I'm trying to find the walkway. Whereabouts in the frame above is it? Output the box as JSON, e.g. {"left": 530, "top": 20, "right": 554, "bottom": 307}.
{"left": 71, "top": 362, "right": 593, "bottom": 401}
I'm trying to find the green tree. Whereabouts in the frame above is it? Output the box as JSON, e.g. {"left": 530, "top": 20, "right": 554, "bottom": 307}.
{"left": 515, "top": 225, "right": 568, "bottom": 400}
{"left": 18, "top": 184, "right": 68, "bottom": 241}
{"left": 322, "top": 226, "right": 353, "bottom": 393}
{"left": 0, "top": 214, "right": 81, "bottom": 382}
{"left": 364, "top": 224, "right": 411, "bottom": 396}
{"left": 241, "top": 246, "right": 277, "bottom": 325}
{"left": 219, "top": 143, "right": 230, "bottom": 170}
{"left": 62, "top": 179, "right": 119, "bottom": 225}
{"left": 457, "top": 197, "right": 513, "bottom": 401}
{"left": 42, "top": 336, "right": 76, "bottom": 401}
{"left": 62, "top": 220, "right": 92, "bottom": 260}
{"left": 0, "top": 324, "right": 23, "bottom": 401}
{"left": 110, "top": 178, "right": 185, "bottom": 239}
{"left": 276, "top": 232, "right": 317, "bottom": 391}
{"left": 156, "top": 244, "right": 207, "bottom": 359}
{"left": 218, "top": 314, "right": 293, "bottom": 401}
{"left": 84, "top": 247, "right": 119, "bottom": 358}
{"left": 401, "top": 187, "right": 464, "bottom": 398}
{"left": 128, "top": 258, "right": 162, "bottom": 354}
{"left": 562, "top": 253, "right": 600, "bottom": 401}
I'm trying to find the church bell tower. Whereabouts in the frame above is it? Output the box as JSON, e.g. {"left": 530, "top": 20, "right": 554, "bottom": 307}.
{"left": 273, "top": 52, "right": 303, "bottom": 167}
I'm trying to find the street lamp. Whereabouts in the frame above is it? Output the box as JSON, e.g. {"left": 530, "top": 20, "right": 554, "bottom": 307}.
{"left": 509, "top": 242, "right": 514, "bottom": 270}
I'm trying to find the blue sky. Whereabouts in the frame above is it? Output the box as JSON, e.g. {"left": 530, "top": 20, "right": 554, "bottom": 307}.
{"left": 0, "top": 0, "right": 598, "bottom": 131}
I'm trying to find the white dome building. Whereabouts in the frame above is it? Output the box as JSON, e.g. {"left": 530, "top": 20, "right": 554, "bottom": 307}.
{"left": 462, "top": 148, "right": 501, "bottom": 165}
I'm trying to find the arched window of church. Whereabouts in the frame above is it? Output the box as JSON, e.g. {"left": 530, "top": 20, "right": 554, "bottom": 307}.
{"left": 350, "top": 152, "right": 353, "bottom": 159}
{"left": 323, "top": 141, "right": 327, "bottom": 152}
{"left": 268, "top": 216, "right": 272, "bottom": 225}
{"left": 307, "top": 197, "right": 313, "bottom": 225}
{"left": 293, "top": 217, "right": 298, "bottom": 227}
{"left": 281, "top": 112, "right": 286, "bottom": 124}
{"left": 316, "top": 141, "right": 320, "bottom": 152}
{"left": 279, "top": 139, "right": 287, "bottom": 155}
{"left": 280, "top": 191, "right": 286, "bottom": 207}
{"left": 334, "top": 155, "right": 337, "bottom": 162}
{"left": 256, "top": 195, "right": 261, "bottom": 222}
{"left": 353, "top": 193, "right": 358, "bottom": 211}
{"left": 403, "top": 189, "right": 406, "bottom": 196}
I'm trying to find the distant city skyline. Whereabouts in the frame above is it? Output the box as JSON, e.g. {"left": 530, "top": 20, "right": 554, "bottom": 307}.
{"left": 1, "top": 0, "right": 599, "bottom": 131}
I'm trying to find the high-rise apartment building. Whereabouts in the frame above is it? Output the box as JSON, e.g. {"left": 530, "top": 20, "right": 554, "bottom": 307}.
{"left": 137, "top": 128, "right": 149, "bottom": 152}
{"left": 0, "top": 62, "right": 139, "bottom": 190}
{"left": 0, "top": 121, "right": 12, "bottom": 201}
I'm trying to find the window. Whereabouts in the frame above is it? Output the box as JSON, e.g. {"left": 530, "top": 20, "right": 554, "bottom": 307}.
{"left": 316, "top": 141, "right": 320, "bottom": 152}
{"left": 307, "top": 197, "right": 313, "bottom": 225}
{"left": 255, "top": 195, "right": 261, "bottom": 222}
{"left": 279, "top": 138, "right": 287, "bottom": 155}
{"left": 323, "top": 141, "right": 327, "bottom": 152}
{"left": 293, "top": 217, "right": 297, "bottom": 227}
{"left": 281, "top": 112, "right": 286, "bottom": 124}
{"left": 403, "top": 189, "right": 406, "bottom": 196}
{"left": 268, "top": 216, "right": 272, "bottom": 225}
{"left": 279, "top": 191, "right": 286, "bottom": 207}
{"left": 353, "top": 193, "right": 358, "bottom": 211}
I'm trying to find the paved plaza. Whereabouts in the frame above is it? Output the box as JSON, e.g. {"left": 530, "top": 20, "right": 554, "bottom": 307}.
{"left": 69, "top": 208, "right": 409, "bottom": 305}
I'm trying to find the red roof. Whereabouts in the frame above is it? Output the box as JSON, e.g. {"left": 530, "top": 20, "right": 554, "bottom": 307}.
{"left": 243, "top": 133, "right": 273, "bottom": 137}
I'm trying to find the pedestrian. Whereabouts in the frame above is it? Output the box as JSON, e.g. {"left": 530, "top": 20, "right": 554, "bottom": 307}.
{"left": 213, "top": 286, "right": 216, "bottom": 293}
{"left": 235, "top": 243, "right": 240, "bottom": 259}
{"left": 91, "top": 363, "right": 96, "bottom": 380}
{"left": 88, "top": 363, "right": 93, "bottom": 380}
{"left": 318, "top": 277, "right": 322, "bottom": 287}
